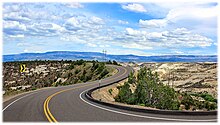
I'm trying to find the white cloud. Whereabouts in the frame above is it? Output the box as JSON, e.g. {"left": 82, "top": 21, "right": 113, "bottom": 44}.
{"left": 122, "top": 43, "right": 153, "bottom": 50}
{"left": 89, "top": 16, "right": 104, "bottom": 25}
{"left": 4, "top": 21, "right": 27, "bottom": 31}
{"left": 63, "top": 16, "right": 104, "bottom": 32}
{"left": 99, "top": 44, "right": 110, "bottom": 48}
{"left": 124, "top": 27, "right": 213, "bottom": 49}
{"left": 3, "top": 21, "right": 27, "bottom": 37}
{"left": 64, "top": 3, "right": 84, "bottom": 8}
{"left": 26, "top": 22, "right": 64, "bottom": 37}
{"left": 139, "top": 19, "right": 167, "bottom": 28}
{"left": 4, "top": 12, "right": 31, "bottom": 23}
{"left": 118, "top": 20, "right": 129, "bottom": 25}
{"left": 122, "top": 3, "right": 147, "bottom": 13}
{"left": 3, "top": 3, "right": 22, "bottom": 13}
{"left": 9, "top": 34, "right": 24, "bottom": 38}
{"left": 126, "top": 28, "right": 147, "bottom": 36}
{"left": 174, "top": 50, "right": 184, "bottom": 54}
{"left": 3, "top": 3, "right": 216, "bottom": 55}
{"left": 64, "top": 17, "right": 81, "bottom": 30}
{"left": 32, "top": 23, "right": 63, "bottom": 31}
{"left": 161, "top": 28, "right": 213, "bottom": 47}
{"left": 87, "top": 43, "right": 97, "bottom": 47}
{"left": 139, "top": 2, "right": 217, "bottom": 31}
{"left": 166, "top": 6, "right": 218, "bottom": 22}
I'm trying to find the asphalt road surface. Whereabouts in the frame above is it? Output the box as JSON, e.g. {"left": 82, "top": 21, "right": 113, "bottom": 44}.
{"left": 3, "top": 65, "right": 217, "bottom": 122}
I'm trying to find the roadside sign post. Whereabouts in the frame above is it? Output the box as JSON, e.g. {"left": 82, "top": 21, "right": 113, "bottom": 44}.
{"left": 20, "top": 64, "right": 26, "bottom": 73}
{"left": 20, "top": 64, "right": 26, "bottom": 87}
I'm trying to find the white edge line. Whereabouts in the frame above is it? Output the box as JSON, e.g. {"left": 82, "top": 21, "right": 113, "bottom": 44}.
{"left": 79, "top": 89, "right": 217, "bottom": 122}
{"left": 2, "top": 91, "right": 37, "bottom": 112}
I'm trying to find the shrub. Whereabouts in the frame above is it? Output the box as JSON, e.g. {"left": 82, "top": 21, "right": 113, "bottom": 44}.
{"left": 75, "top": 69, "right": 80, "bottom": 74}
{"left": 99, "top": 69, "right": 109, "bottom": 79}
{"left": 68, "top": 64, "right": 75, "bottom": 69}
{"left": 91, "top": 62, "right": 99, "bottom": 71}
{"left": 181, "top": 93, "right": 194, "bottom": 110}
{"left": 201, "top": 94, "right": 217, "bottom": 102}
{"left": 74, "top": 59, "right": 84, "bottom": 65}
{"left": 108, "top": 89, "right": 113, "bottom": 95}
{"left": 32, "top": 87, "right": 36, "bottom": 90}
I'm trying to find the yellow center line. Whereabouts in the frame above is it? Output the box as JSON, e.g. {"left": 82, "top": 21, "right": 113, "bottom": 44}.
{"left": 43, "top": 66, "right": 128, "bottom": 123}
{"left": 44, "top": 97, "right": 52, "bottom": 122}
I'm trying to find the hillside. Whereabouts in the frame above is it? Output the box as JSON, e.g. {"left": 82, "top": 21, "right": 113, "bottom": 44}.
{"left": 3, "top": 60, "right": 117, "bottom": 97}
{"left": 92, "top": 62, "right": 217, "bottom": 111}
{"left": 3, "top": 51, "right": 217, "bottom": 62}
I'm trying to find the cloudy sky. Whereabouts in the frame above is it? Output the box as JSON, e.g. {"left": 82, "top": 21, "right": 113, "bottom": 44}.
{"left": 3, "top": 2, "right": 218, "bottom": 55}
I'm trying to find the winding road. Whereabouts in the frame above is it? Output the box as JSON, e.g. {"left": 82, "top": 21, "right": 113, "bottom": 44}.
{"left": 3, "top": 65, "right": 217, "bottom": 122}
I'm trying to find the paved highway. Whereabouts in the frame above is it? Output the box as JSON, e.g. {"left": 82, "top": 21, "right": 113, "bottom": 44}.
{"left": 3, "top": 65, "right": 217, "bottom": 122}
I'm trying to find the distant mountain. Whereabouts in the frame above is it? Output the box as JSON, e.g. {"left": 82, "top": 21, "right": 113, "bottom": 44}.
{"left": 3, "top": 51, "right": 217, "bottom": 62}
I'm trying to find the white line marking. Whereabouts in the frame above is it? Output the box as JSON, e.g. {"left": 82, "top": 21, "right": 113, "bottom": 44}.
{"left": 79, "top": 89, "right": 217, "bottom": 122}
{"left": 3, "top": 92, "right": 37, "bottom": 112}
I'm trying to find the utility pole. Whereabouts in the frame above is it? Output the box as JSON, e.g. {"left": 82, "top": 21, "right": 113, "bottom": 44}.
{"left": 105, "top": 50, "right": 107, "bottom": 62}
{"left": 171, "top": 69, "right": 174, "bottom": 88}
{"left": 102, "top": 50, "right": 105, "bottom": 62}
{"left": 102, "top": 50, "right": 107, "bottom": 62}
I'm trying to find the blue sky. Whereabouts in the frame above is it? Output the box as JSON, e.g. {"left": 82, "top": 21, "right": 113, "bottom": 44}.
{"left": 3, "top": 2, "right": 218, "bottom": 55}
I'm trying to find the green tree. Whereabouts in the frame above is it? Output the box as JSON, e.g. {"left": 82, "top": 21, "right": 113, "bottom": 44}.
{"left": 112, "top": 60, "right": 118, "bottom": 65}
{"left": 128, "top": 72, "right": 135, "bottom": 84}
{"left": 116, "top": 67, "right": 180, "bottom": 110}
{"left": 114, "top": 82, "right": 133, "bottom": 104}
{"left": 96, "top": 63, "right": 105, "bottom": 74}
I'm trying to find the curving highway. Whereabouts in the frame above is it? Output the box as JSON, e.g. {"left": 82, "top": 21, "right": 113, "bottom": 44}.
{"left": 3, "top": 65, "right": 217, "bottom": 122}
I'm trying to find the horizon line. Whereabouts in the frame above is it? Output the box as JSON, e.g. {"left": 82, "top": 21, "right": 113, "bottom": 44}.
{"left": 3, "top": 50, "right": 218, "bottom": 56}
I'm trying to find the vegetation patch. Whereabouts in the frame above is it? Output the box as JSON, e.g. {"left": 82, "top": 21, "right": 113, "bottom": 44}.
{"left": 3, "top": 60, "right": 117, "bottom": 96}
{"left": 115, "top": 67, "right": 217, "bottom": 111}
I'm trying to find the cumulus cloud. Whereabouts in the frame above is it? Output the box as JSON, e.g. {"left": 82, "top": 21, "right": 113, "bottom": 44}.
{"left": 3, "top": 3, "right": 216, "bottom": 55}
{"left": 27, "top": 22, "right": 64, "bottom": 36}
{"left": 139, "top": 2, "right": 217, "bottom": 30}
{"left": 161, "top": 28, "right": 213, "bottom": 47}
{"left": 124, "top": 27, "right": 213, "bottom": 49}
{"left": 139, "top": 19, "right": 167, "bottom": 28}
{"left": 61, "top": 23, "right": 213, "bottom": 51}
{"left": 89, "top": 16, "right": 104, "bottom": 25}
{"left": 3, "top": 20, "right": 26, "bottom": 37}
{"left": 63, "top": 16, "right": 104, "bottom": 32}
{"left": 4, "top": 20, "right": 26, "bottom": 31}
{"left": 126, "top": 28, "right": 146, "bottom": 36}
{"left": 64, "top": 17, "right": 81, "bottom": 31}
{"left": 122, "top": 3, "right": 147, "bottom": 13}
{"left": 4, "top": 12, "right": 31, "bottom": 23}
